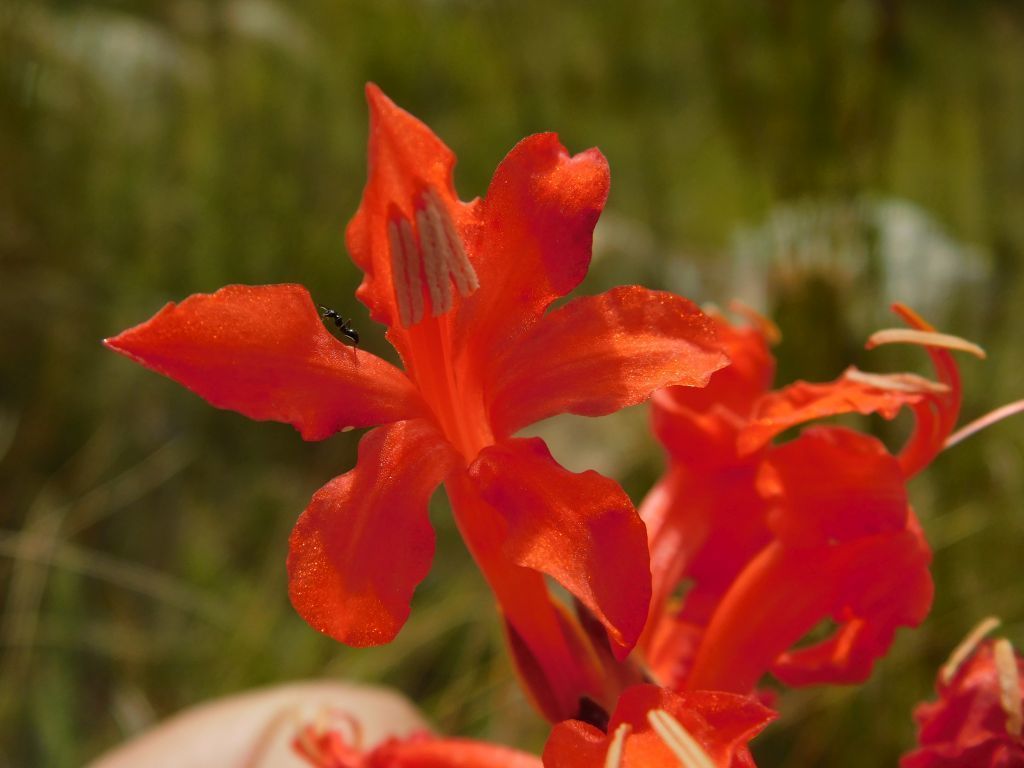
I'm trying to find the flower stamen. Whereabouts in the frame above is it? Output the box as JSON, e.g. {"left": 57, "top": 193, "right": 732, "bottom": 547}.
{"left": 944, "top": 398, "right": 1024, "bottom": 450}
{"left": 387, "top": 188, "right": 479, "bottom": 328}
{"left": 941, "top": 616, "right": 1001, "bottom": 684}
{"left": 647, "top": 709, "right": 715, "bottom": 768}
{"left": 604, "top": 722, "right": 632, "bottom": 768}
{"left": 993, "top": 638, "right": 1023, "bottom": 737}
{"left": 866, "top": 328, "right": 987, "bottom": 359}
{"left": 844, "top": 368, "right": 951, "bottom": 395}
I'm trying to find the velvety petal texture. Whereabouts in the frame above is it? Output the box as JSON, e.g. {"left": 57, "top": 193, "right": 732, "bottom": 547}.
{"left": 453, "top": 132, "right": 610, "bottom": 360}
{"left": 469, "top": 438, "right": 651, "bottom": 658}
{"left": 543, "top": 684, "right": 775, "bottom": 768}
{"left": 486, "top": 287, "right": 728, "bottom": 438}
{"left": 105, "top": 284, "right": 422, "bottom": 440}
{"left": 288, "top": 419, "right": 456, "bottom": 646}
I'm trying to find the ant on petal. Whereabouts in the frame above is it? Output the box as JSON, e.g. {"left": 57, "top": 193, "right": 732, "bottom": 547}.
{"left": 319, "top": 306, "right": 359, "bottom": 347}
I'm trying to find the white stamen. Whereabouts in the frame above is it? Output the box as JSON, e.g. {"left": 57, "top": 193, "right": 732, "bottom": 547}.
{"left": 416, "top": 205, "right": 453, "bottom": 316}
{"left": 398, "top": 217, "right": 425, "bottom": 324}
{"left": 844, "top": 368, "right": 951, "bottom": 395}
{"left": 386, "top": 188, "right": 477, "bottom": 327}
{"left": 603, "top": 723, "right": 631, "bottom": 768}
{"left": 387, "top": 219, "right": 413, "bottom": 328}
{"left": 424, "top": 186, "right": 479, "bottom": 296}
{"left": 945, "top": 399, "right": 1024, "bottom": 450}
{"left": 941, "top": 616, "right": 1001, "bottom": 685}
{"left": 647, "top": 709, "right": 716, "bottom": 768}
{"left": 994, "top": 638, "right": 1023, "bottom": 737}
{"left": 867, "top": 328, "right": 987, "bottom": 359}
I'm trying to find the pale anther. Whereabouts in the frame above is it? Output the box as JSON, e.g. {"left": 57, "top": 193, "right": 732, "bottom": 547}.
{"left": 941, "top": 616, "right": 1001, "bottom": 685}
{"left": 399, "top": 218, "right": 425, "bottom": 324}
{"left": 994, "top": 638, "right": 1023, "bottom": 737}
{"left": 604, "top": 722, "right": 631, "bottom": 768}
{"left": 867, "top": 328, "right": 987, "bottom": 359}
{"left": 387, "top": 219, "right": 413, "bottom": 328}
{"left": 844, "top": 368, "right": 950, "bottom": 395}
{"left": 386, "top": 187, "right": 478, "bottom": 327}
{"left": 423, "top": 186, "right": 479, "bottom": 296}
{"left": 647, "top": 709, "right": 716, "bottom": 768}
{"left": 415, "top": 204, "right": 453, "bottom": 316}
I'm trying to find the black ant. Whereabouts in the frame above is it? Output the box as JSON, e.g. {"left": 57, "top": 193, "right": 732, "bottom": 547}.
{"left": 319, "top": 306, "right": 359, "bottom": 347}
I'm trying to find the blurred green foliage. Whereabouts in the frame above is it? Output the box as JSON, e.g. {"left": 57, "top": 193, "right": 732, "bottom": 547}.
{"left": 2, "top": 1, "right": 1023, "bottom": 766}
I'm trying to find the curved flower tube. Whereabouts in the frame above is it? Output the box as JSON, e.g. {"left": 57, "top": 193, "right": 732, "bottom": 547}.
{"left": 543, "top": 684, "right": 775, "bottom": 768}
{"left": 105, "top": 85, "right": 728, "bottom": 722}
{"left": 641, "top": 305, "right": 984, "bottom": 694}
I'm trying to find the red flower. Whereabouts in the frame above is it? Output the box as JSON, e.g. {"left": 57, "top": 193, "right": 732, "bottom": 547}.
{"left": 543, "top": 684, "right": 775, "bottom": 768}
{"left": 902, "top": 618, "right": 1024, "bottom": 768}
{"left": 640, "top": 305, "right": 984, "bottom": 694}
{"left": 105, "top": 85, "right": 727, "bottom": 721}
{"left": 295, "top": 720, "right": 541, "bottom": 768}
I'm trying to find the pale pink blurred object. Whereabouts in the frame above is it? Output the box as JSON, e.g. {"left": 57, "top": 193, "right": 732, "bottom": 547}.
{"left": 88, "top": 681, "right": 429, "bottom": 768}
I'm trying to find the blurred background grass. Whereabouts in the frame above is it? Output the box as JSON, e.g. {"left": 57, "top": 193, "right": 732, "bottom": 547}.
{"left": 2, "top": 1, "right": 1023, "bottom": 765}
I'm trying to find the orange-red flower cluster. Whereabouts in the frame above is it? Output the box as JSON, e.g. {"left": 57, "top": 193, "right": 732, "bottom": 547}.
{"left": 105, "top": 85, "right": 1006, "bottom": 768}
{"left": 640, "top": 306, "right": 983, "bottom": 694}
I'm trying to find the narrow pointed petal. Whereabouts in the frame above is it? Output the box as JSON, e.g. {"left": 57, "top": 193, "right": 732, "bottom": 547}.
{"left": 105, "top": 284, "right": 422, "bottom": 440}
{"left": 739, "top": 371, "right": 934, "bottom": 455}
{"left": 487, "top": 287, "right": 727, "bottom": 438}
{"left": 453, "top": 133, "right": 610, "bottom": 358}
{"left": 287, "top": 419, "right": 457, "bottom": 646}
{"left": 346, "top": 84, "right": 473, "bottom": 338}
{"left": 469, "top": 438, "right": 651, "bottom": 659}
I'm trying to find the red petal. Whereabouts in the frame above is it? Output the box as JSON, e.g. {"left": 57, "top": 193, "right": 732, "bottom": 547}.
{"left": 611, "top": 686, "right": 775, "bottom": 768}
{"left": 669, "top": 315, "right": 776, "bottom": 418}
{"left": 346, "top": 85, "right": 472, "bottom": 337}
{"left": 682, "top": 432, "right": 930, "bottom": 691}
{"left": 453, "top": 133, "right": 610, "bottom": 361}
{"left": 887, "top": 305, "right": 965, "bottom": 478}
{"left": 105, "top": 284, "right": 422, "bottom": 440}
{"left": 640, "top": 461, "right": 770, "bottom": 678}
{"left": 542, "top": 721, "right": 608, "bottom": 768}
{"left": 543, "top": 685, "right": 775, "bottom": 768}
{"left": 369, "top": 736, "right": 542, "bottom": 768}
{"left": 756, "top": 427, "right": 909, "bottom": 547}
{"left": 647, "top": 316, "right": 774, "bottom": 467}
{"left": 687, "top": 524, "right": 933, "bottom": 692}
{"left": 486, "top": 287, "right": 728, "bottom": 438}
{"left": 468, "top": 438, "right": 651, "bottom": 659}
{"left": 287, "top": 419, "right": 456, "bottom": 646}
{"left": 739, "top": 372, "right": 929, "bottom": 455}
{"left": 902, "top": 639, "right": 1024, "bottom": 768}
{"left": 444, "top": 472, "right": 606, "bottom": 723}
